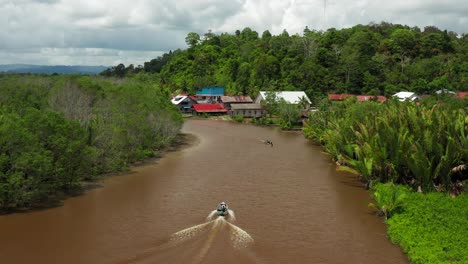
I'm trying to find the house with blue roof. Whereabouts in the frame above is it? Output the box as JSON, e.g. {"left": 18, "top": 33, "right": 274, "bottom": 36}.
{"left": 195, "top": 86, "right": 225, "bottom": 96}
{"left": 194, "top": 86, "right": 225, "bottom": 103}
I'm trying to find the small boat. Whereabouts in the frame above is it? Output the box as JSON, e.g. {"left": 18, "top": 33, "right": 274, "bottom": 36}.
{"left": 216, "top": 202, "right": 229, "bottom": 216}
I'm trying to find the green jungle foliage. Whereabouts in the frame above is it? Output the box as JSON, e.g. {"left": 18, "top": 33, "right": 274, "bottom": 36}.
{"left": 387, "top": 193, "right": 468, "bottom": 264}
{"left": 304, "top": 98, "right": 467, "bottom": 192}
{"left": 103, "top": 23, "right": 467, "bottom": 99}
{"left": 369, "top": 182, "right": 411, "bottom": 219}
{"left": 371, "top": 183, "right": 468, "bottom": 264}
{"left": 0, "top": 74, "right": 182, "bottom": 210}
{"left": 233, "top": 115, "right": 244, "bottom": 122}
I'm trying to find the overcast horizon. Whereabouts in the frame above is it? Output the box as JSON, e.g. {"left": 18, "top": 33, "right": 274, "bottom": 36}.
{"left": 1, "top": 0, "right": 467, "bottom": 66}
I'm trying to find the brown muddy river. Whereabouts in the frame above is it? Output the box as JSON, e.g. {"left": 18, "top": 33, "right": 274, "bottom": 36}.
{"left": 0, "top": 119, "right": 408, "bottom": 264}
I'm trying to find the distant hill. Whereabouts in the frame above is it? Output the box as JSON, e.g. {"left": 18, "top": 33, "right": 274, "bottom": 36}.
{"left": 0, "top": 64, "right": 109, "bottom": 75}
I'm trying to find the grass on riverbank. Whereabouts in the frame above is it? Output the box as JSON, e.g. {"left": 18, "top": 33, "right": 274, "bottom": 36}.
{"left": 371, "top": 183, "right": 468, "bottom": 264}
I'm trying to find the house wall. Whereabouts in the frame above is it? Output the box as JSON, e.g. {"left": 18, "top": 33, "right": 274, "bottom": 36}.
{"left": 193, "top": 111, "right": 226, "bottom": 116}
{"left": 177, "top": 98, "right": 194, "bottom": 113}
{"left": 230, "top": 109, "right": 265, "bottom": 118}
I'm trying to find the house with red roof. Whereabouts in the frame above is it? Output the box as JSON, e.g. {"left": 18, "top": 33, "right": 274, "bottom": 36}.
{"left": 192, "top": 103, "right": 228, "bottom": 115}
{"left": 328, "top": 94, "right": 355, "bottom": 101}
{"left": 328, "top": 94, "right": 387, "bottom": 102}
{"left": 356, "top": 95, "right": 387, "bottom": 102}
{"left": 456, "top": 92, "right": 467, "bottom": 99}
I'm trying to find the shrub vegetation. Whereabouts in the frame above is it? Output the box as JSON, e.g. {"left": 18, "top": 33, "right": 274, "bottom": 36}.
{"left": 0, "top": 74, "right": 182, "bottom": 210}
{"left": 304, "top": 98, "right": 467, "bottom": 192}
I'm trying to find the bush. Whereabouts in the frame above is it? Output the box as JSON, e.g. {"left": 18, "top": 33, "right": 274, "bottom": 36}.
{"left": 0, "top": 75, "right": 182, "bottom": 210}
{"left": 387, "top": 193, "right": 468, "bottom": 264}
{"left": 369, "top": 182, "right": 412, "bottom": 219}
{"left": 304, "top": 99, "right": 467, "bottom": 191}
{"left": 233, "top": 115, "right": 244, "bottom": 122}
{"left": 251, "top": 117, "right": 274, "bottom": 125}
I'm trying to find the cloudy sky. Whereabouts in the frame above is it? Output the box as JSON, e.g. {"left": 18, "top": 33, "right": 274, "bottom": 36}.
{"left": 1, "top": 0, "right": 467, "bottom": 66}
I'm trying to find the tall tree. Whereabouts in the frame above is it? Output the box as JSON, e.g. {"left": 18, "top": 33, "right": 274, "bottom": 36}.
{"left": 185, "top": 32, "right": 201, "bottom": 48}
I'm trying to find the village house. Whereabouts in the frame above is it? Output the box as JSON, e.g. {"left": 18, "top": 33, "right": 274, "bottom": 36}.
{"left": 230, "top": 103, "right": 266, "bottom": 118}
{"left": 195, "top": 86, "right": 225, "bottom": 103}
{"left": 393, "top": 91, "right": 420, "bottom": 102}
{"left": 327, "top": 94, "right": 355, "bottom": 101}
{"left": 219, "top": 95, "right": 253, "bottom": 110}
{"left": 457, "top": 92, "right": 467, "bottom": 99}
{"left": 171, "top": 94, "right": 197, "bottom": 113}
{"left": 435, "top": 89, "right": 456, "bottom": 95}
{"left": 191, "top": 103, "right": 228, "bottom": 115}
{"left": 328, "top": 94, "right": 387, "bottom": 102}
{"left": 356, "top": 95, "right": 387, "bottom": 102}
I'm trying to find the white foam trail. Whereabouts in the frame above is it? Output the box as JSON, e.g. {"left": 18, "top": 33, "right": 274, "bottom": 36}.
{"left": 227, "top": 209, "right": 236, "bottom": 221}
{"left": 206, "top": 210, "right": 218, "bottom": 221}
{"left": 169, "top": 210, "right": 253, "bottom": 253}
{"left": 194, "top": 217, "right": 223, "bottom": 264}
{"left": 169, "top": 221, "right": 212, "bottom": 244}
{"left": 227, "top": 221, "right": 254, "bottom": 249}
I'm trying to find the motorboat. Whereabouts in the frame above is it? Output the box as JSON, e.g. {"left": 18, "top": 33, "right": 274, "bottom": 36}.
{"left": 216, "top": 201, "right": 229, "bottom": 216}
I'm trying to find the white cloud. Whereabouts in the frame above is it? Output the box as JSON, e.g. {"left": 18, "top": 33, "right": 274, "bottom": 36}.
{"left": 0, "top": 0, "right": 466, "bottom": 65}
{"left": 0, "top": 47, "right": 164, "bottom": 66}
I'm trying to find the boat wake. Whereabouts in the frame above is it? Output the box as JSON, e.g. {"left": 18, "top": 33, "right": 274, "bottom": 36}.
{"left": 170, "top": 214, "right": 252, "bottom": 249}
{"left": 119, "top": 210, "right": 256, "bottom": 264}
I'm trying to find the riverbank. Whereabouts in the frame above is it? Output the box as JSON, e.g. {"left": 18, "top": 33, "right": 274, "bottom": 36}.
{"left": 83, "top": 132, "right": 197, "bottom": 192}
{"left": 1, "top": 132, "right": 195, "bottom": 214}
{"left": 370, "top": 183, "right": 467, "bottom": 264}
{"left": 0, "top": 75, "right": 184, "bottom": 212}
{"left": 303, "top": 99, "right": 467, "bottom": 264}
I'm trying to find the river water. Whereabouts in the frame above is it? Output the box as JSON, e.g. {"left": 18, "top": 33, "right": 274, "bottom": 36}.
{"left": 0, "top": 119, "right": 408, "bottom": 264}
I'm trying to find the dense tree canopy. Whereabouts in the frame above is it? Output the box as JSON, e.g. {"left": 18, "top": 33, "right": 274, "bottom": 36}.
{"left": 103, "top": 22, "right": 467, "bottom": 102}
{"left": 0, "top": 74, "right": 182, "bottom": 210}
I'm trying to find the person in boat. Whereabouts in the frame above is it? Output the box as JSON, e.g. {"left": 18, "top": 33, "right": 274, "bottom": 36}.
{"left": 217, "top": 202, "right": 229, "bottom": 216}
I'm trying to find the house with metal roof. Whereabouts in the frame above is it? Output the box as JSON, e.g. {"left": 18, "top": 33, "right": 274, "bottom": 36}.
{"left": 393, "top": 92, "right": 420, "bottom": 102}
{"left": 219, "top": 95, "right": 253, "bottom": 110}
{"left": 171, "top": 94, "right": 197, "bottom": 113}
{"left": 255, "top": 91, "right": 311, "bottom": 105}
{"left": 328, "top": 94, "right": 354, "bottom": 101}
{"left": 230, "top": 103, "right": 265, "bottom": 118}
{"left": 192, "top": 103, "right": 228, "bottom": 115}
{"left": 194, "top": 86, "right": 225, "bottom": 103}
{"left": 456, "top": 92, "right": 467, "bottom": 99}
{"left": 356, "top": 95, "right": 387, "bottom": 102}
{"left": 328, "top": 94, "right": 387, "bottom": 102}
{"left": 195, "top": 86, "right": 225, "bottom": 96}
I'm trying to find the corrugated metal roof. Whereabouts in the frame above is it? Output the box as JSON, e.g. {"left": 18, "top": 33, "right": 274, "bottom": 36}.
{"left": 356, "top": 95, "right": 387, "bottom": 102}
{"left": 375, "top": 96, "right": 387, "bottom": 102}
{"left": 195, "top": 86, "right": 225, "bottom": 96}
{"left": 328, "top": 94, "right": 354, "bottom": 101}
{"left": 258, "top": 91, "right": 311, "bottom": 104}
{"left": 171, "top": 95, "right": 187, "bottom": 105}
{"left": 192, "top": 103, "right": 228, "bottom": 113}
{"left": 456, "top": 92, "right": 467, "bottom": 99}
{"left": 230, "top": 103, "right": 263, "bottom": 110}
{"left": 220, "top": 96, "right": 253, "bottom": 103}
{"left": 393, "top": 92, "right": 419, "bottom": 101}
